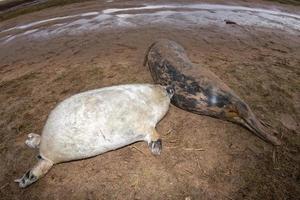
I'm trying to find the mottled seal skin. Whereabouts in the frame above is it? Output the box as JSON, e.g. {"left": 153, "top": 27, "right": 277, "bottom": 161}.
{"left": 15, "top": 84, "right": 172, "bottom": 188}
{"left": 145, "top": 39, "right": 281, "bottom": 146}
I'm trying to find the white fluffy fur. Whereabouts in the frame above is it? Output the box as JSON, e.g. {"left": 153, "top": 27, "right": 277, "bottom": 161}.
{"left": 39, "top": 84, "right": 171, "bottom": 163}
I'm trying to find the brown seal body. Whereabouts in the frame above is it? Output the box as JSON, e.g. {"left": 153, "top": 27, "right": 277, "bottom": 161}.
{"left": 145, "top": 39, "right": 281, "bottom": 146}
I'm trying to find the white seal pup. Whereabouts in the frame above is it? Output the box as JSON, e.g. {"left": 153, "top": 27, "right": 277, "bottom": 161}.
{"left": 15, "top": 84, "right": 174, "bottom": 188}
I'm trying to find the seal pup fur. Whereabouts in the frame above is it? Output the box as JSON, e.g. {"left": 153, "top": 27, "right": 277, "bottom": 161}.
{"left": 15, "top": 84, "right": 173, "bottom": 188}
{"left": 145, "top": 39, "right": 281, "bottom": 146}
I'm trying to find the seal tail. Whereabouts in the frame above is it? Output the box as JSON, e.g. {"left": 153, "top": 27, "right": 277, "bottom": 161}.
{"left": 14, "top": 156, "right": 53, "bottom": 188}
{"left": 236, "top": 101, "right": 281, "bottom": 146}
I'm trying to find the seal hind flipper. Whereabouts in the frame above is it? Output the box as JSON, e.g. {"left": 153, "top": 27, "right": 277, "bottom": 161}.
{"left": 15, "top": 157, "right": 53, "bottom": 188}
{"left": 145, "top": 39, "right": 281, "bottom": 146}
{"left": 234, "top": 102, "right": 281, "bottom": 145}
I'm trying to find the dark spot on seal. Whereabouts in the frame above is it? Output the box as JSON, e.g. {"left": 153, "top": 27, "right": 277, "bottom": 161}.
{"left": 213, "top": 95, "right": 230, "bottom": 108}
{"left": 217, "top": 96, "right": 230, "bottom": 107}
{"left": 172, "top": 94, "right": 198, "bottom": 109}
{"left": 203, "top": 87, "right": 230, "bottom": 108}
{"left": 24, "top": 171, "right": 30, "bottom": 179}
{"left": 166, "top": 86, "right": 175, "bottom": 97}
{"left": 24, "top": 170, "right": 37, "bottom": 181}
{"left": 163, "top": 62, "right": 202, "bottom": 95}
{"left": 151, "top": 56, "right": 233, "bottom": 109}
{"left": 165, "top": 62, "right": 186, "bottom": 83}
{"left": 30, "top": 174, "right": 35, "bottom": 180}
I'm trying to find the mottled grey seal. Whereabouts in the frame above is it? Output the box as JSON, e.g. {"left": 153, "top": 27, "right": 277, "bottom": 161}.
{"left": 144, "top": 39, "right": 281, "bottom": 146}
